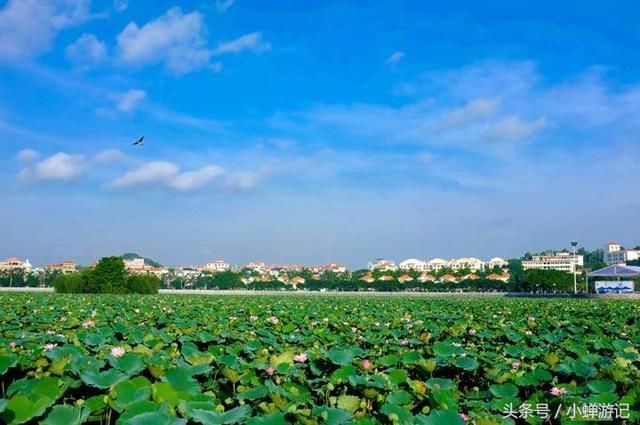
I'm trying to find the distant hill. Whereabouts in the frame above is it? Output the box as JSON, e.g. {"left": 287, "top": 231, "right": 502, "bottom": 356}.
{"left": 121, "top": 253, "right": 163, "bottom": 268}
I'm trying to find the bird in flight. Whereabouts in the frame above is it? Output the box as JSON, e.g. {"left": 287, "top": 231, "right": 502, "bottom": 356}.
{"left": 133, "top": 136, "right": 144, "bottom": 146}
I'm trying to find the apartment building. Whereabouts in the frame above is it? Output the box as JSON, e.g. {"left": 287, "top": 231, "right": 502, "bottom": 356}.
{"left": 203, "top": 260, "right": 230, "bottom": 273}
{"left": 0, "top": 258, "right": 32, "bottom": 272}
{"left": 604, "top": 242, "right": 640, "bottom": 265}
{"left": 45, "top": 260, "right": 77, "bottom": 274}
{"left": 521, "top": 252, "right": 583, "bottom": 273}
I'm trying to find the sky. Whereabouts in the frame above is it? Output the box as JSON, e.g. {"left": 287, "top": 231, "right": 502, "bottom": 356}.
{"left": 1, "top": 0, "right": 639, "bottom": 268}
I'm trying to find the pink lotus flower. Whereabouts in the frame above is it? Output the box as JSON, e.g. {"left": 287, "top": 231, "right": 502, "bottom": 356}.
{"left": 266, "top": 366, "right": 275, "bottom": 376}
{"left": 46, "top": 330, "right": 55, "bottom": 335}
{"left": 9, "top": 341, "right": 17, "bottom": 348}
{"left": 82, "top": 320, "right": 95, "bottom": 329}
{"left": 400, "top": 340, "right": 409, "bottom": 346}
{"left": 43, "top": 343, "right": 57, "bottom": 351}
{"left": 468, "top": 329, "right": 476, "bottom": 336}
{"left": 362, "top": 359, "right": 372, "bottom": 369}
{"left": 460, "top": 413, "right": 469, "bottom": 421}
{"left": 549, "top": 387, "right": 567, "bottom": 396}
{"left": 512, "top": 361, "right": 521, "bottom": 370}
{"left": 249, "top": 315, "right": 258, "bottom": 322}
{"left": 267, "top": 316, "right": 279, "bottom": 324}
{"left": 91, "top": 310, "right": 97, "bottom": 318}
{"left": 111, "top": 346, "right": 126, "bottom": 358}
{"left": 60, "top": 316, "right": 66, "bottom": 322}
{"left": 294, "top": 353, "right": 308, "bottom": 363}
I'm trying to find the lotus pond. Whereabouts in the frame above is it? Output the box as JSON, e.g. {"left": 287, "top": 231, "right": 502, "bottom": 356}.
{"left": 0, "top": 293, "right": 638, "bottom": 424}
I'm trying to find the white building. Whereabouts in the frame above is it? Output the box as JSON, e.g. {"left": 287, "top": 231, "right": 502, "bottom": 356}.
{"left": 487, "top": 257, "right": 509, "bottom": 269}
{"left": 604, "top": 242, "right": 640, "bottom": 265}
{"left": 522, "top": 252, "right": 583, "bottom": 273}
{"left": 367, "top": 259, "right": 397, "bottom": 272}
{"left": 449, "top": 257, "right": 485, "bottom": 272}
{"left": 0, "top": 258, "right": 33, "bottom": 272}
{"left": 426, "top": 258, "right": 448, "bottom": 272}
{"left": 204, "top": 260, "right": 230, "bottom": 273}
{"left": 323, "top": 263, "right": 347, "bottom": 274}
{"left": 399, "top": 258, "right": 428, "bottom": 272}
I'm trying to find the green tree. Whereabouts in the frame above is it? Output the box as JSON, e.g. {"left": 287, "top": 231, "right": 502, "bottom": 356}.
{"left": 86, "top": 257, "right": 127, "bottom": 293}
{"left": 507, "top": 259, "right": 524, "bottom": 285}
{"left": 126, "top": 274, "right": 160, "bottom": 294}
{"left": 53, "top": 272, "right": 87, "bottom": 293}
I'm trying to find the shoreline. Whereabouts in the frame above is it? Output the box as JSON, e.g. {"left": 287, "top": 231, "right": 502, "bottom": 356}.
{"left": 1, "top": 287, "right": 638, "bottom": 298}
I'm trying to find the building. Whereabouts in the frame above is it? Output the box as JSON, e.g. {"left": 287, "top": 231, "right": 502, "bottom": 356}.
{"left": 487, "top": 257, "right": 509, "bottom": 269}
{"left": 124, "top": 258, "right": 168, "bottom": 277}
{"left": 418, "top": 272, "right": 436, "bottom": 283}
{"left": 399, "top": 258, "right": 428, "bottom": 271}
{"left": 323, "top": 263, "right": 347, "bottom": 274}
{"left": 522, "top": 252, "right": 583, "bottom": 273}
{"left": 359, "top": 273, "right": 375, "bottom": 283}
{"left": 604, "top": 242, "right": 640, "bottom": 266}
{"left": 244, "top": 262, "right": 267, "bottom": 274}
{"left": 426, "top": 258, "right": 448, "bottom": 272}
{"left": 449, "top": 257, "right": 485, "bottom": 272}
{"left": 439, "top": 274, "right": 458, "bottom": 283}
{"left": 487, "top": 272, "right": 510, "bottom": 282}
{"left": 203, "top": 260, "right": 230, "bottom": 273}
{"left": 398, "top": 274, "right": 414, "bottom": 283}
{"left": 46, "top": 260, "right": 77, "bottom": 274}
{"left": 368, "top": 259, "right": 397, "bottom": 272}
{"left": 0, "top": 258, "right": 33, "bottom": 272}
{"left": 291, "top": 276, "right": 306, "bottom": 286}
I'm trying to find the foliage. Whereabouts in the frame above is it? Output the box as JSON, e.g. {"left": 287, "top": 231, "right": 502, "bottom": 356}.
{"left": 521, "top": 269, "right": 574, "bottom": 292}
{"left": 0, "top": 294, "right": 638, "bottom": 424}
{"left": 53, "top": 257, "right": 157, "bottom": 295}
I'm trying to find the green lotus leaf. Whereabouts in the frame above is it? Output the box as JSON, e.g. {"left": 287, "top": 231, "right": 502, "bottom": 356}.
{"left": 336, "top": 395, "right": 360, "bottom": 413}
{"left": 327, "top": 347, "right": 363, "bottom": 365}
{"left": 80, "top": 369, "right": 128, "bottom": 389}
{"left": 416, "top": 409, "right": 465, "bottom": 425}
{"left": 453, "top": 356, "right": 479, "bottom": 371}
{"left": 0, "top": 354, "right": 18, "bottom": 376}
{"left": 312, "top": 406, "right": 354, "bottom": 424}
{"left": 489, "top": 383, "right": 518, "bottom": 398}
{"left": 111, "top": 376, "right": 152, "bottom": 412}
{"left": 41, "top": 405, "right": 89, "bottom": 425}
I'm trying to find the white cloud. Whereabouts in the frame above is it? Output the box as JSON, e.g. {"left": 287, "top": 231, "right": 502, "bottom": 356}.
{"left": 116, "top": 7, "right": 213, "bottom": 74}
{"left": 16, "top": 149, "right": 39, "bottom": 161}
{"left": 0, "top": 0, "right": 96, "bottom": 61}
{"left": 109, "top": 161, "right": 178, "bottom": 189}
{"left": 446, "top": 97, "right": 501, "bottom": 125}
{"left": 109, "top": 162, "right": 226, "bottom": 191}
{"left": 95, "top": 149, "right": 124, "bottom": 163}
{"left": 113, "top": 0, "right": 128, "bottom": 12}
{"left": 216, "top": 0, "right": 235, "bottom": 13}
{"left": 224, "top": 167, "right": 271, "bottom": 190}
{"left": 485, "top": 116, "right": 547, "bottom": 141}
{"left": 386, "top": 51, "right": 404, "bottom": 66}
{"left": 168, "top": 165, "right": 225, "bottom": 191}
{"left": 65, "top": 33, "right": 107, "bottom": 67}
{"left": 116, "top": 89, "right": 146, "bottom": 113}
{"left": 212, "top": 32, "right": 270, "bottom": 55}
{"left": 18, "top": 152, "right": 87, "bottom": 183}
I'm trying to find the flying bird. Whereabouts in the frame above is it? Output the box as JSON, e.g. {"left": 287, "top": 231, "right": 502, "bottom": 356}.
{"left": 133, "top": 136, "right": 144, "bottom": 146}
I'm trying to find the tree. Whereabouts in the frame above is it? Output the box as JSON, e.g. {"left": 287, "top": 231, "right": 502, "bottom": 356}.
{"left": 520, "top": 269, "right": 573, "bottom": 292}
{"left": 127, "top": 274, "right": 160, "bottom": 294}
{"left": 86, "top": 257, "right": 127, "bottom": 293}
{"left": 507, "top": 259, "right": 524, "bottom": 285}
{"left": 53, "top": 272, "right": 87, "bottom": 293}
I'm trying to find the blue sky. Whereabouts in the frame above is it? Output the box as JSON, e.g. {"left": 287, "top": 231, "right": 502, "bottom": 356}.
{"left": 1, "top": 0, "right": 639, "bottom": 268}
